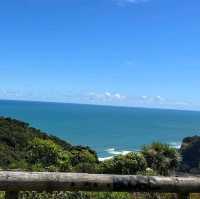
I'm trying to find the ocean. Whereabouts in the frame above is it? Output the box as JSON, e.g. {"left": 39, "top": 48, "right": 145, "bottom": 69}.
{"left": 0, "top": 99, "right": 200, "bottom": 159}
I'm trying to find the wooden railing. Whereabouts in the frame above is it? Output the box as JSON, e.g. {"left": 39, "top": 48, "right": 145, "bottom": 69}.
{"left": 1, "top": 171, "right": 200, "bottom": 199}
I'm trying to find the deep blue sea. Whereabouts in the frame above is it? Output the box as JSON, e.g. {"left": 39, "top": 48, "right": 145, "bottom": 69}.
{"left": 1, "top": 100, "right": 200, "bottom": 159}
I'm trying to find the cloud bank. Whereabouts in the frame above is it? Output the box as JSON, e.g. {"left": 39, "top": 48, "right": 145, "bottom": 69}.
{"left": 85, "top": 91, "right": 194, "bottom": 110}
{"left": 0, "top": 88, "right": 197, "bottom": 111}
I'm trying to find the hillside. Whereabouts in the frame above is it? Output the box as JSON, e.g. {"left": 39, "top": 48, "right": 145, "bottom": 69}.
{"left": 0, "top": 117, "right": 98, "bottom": 172}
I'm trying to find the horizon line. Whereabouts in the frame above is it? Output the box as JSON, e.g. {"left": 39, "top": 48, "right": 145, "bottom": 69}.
{"left": 0, "top": 98, "right": 200, "bottom": 113}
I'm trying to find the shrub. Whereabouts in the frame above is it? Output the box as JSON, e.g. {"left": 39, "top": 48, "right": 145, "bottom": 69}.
{"left": 141, "top": 142, "right": 180, "bottom": 175}
{"left": 27, "top": 138, "right": 71, "bottom": 171}
{"left": 100, "top": 152, "right": 147, "bottom": 174}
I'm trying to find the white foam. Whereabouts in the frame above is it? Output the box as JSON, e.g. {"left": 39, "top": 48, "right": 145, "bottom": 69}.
{"left": 168, "top": 141, "right": 182, "bottom": 149}
{"left": 105, "top": 148, "right": 121, "bottom": 155}
{"left": 98, "top": 142, "right": 182, "bottom": 162}
{"left": 121, "top": 150, "right": 132, "bottom": 155}
{"left": 98, "top": 148, "right": 133, "bottom": 161}
{"left": 105, "top": 148, "right": 132, "bottom": 155}
{"left": 98, "top": 156, "right": 113, "bottom": 161}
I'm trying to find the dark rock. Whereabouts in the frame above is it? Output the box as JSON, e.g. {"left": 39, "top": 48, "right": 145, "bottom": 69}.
{"left": 180, "top": 135, "right": 200, "bottom": 172}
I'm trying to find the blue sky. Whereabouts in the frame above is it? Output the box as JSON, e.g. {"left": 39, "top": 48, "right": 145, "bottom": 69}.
{"left": 0, "top": 0, "right": 200, "bottom": 110}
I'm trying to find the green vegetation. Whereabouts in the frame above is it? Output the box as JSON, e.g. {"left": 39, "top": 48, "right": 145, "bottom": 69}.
{"left": 0, "top": 117, "right": 189, "bottom": 199}
{"left": 141, "top": 142, "right": 180, "bottom": 176}
{"left": 99, "top": 152, "right": 147, "bottom": 174}
{"left": 0, "top": 117, "right": 98, "bottom": 172}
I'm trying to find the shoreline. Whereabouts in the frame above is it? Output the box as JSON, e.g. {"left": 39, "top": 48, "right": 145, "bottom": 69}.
{"left": 98, "top": 142, "right": 182, "bottom": 161}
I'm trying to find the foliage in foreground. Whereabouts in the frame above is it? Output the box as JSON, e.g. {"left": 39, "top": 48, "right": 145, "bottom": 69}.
{"left": 2, "top": 192, "right": 200, "bottom": 199}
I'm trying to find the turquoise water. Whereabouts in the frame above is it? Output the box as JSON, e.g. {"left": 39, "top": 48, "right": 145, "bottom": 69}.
{"left": 1, "top": 100, "right": 200, "bottom": 158}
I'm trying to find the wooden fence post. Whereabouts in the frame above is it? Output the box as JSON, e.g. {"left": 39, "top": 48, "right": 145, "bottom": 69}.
{"left": 5, "top": 191, "right": 19, "bottom": 199}
{"left": 177, "top": 193, "right": 190, "bottom": 199}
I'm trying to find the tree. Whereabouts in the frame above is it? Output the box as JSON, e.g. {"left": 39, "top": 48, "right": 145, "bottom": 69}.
{"left": 141, "top": 142, "right": 180, "bottom": 175}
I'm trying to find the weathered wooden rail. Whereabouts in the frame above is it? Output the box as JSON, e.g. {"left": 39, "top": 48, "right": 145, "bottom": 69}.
{"left": 1, "top": 171, "right": 200, "bottom": 199}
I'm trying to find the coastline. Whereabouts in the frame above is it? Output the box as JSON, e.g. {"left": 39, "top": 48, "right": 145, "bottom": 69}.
{"left": 1, "top": 99, "right": 196, "bottom": 162}
{"left": 98, "top": 141, "right": 182, "bottom": 161}
{"left": 98, "top": 147, "right": 138, "bottom": 161}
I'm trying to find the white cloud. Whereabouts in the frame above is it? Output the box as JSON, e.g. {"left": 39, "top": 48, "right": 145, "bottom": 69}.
{"left": 141, "top": 95, "right": 148, "bottom": 100}
{"left": 0, "top": 88, "right": 22, "bottom": 99}
{"left": 87, "top": 92, "right": 126, "bottom": 102}
{"left": 155, "top": 96, "right": 166, "bottom": 102}
{"left": 115, "top": 93, "right": 127, "bottom": 100}
{"left": 139, "top": 95, "right": 166, "bottom": 102}
{"left": 136, "top": 95, "right": 193, "bottom": 109}
{"left": 105, "top": 92, "right": 112, "bottom": 97}
{"left": 114, "top": 93, "right": 121, "bottom": 99}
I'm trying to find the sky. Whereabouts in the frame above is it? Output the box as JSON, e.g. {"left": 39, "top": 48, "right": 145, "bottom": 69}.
{"left": 0, "top": 0, "right": 200, "bottom": 110}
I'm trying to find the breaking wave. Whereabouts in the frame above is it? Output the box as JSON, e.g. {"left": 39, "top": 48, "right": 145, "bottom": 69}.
{"left": 98, "top": 148, "right": 133, "bottom": 161}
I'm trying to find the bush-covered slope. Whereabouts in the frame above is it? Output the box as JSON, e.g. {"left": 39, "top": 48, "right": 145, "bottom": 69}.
{"left": 0, "top": 117, "right": 98, "bottom": 171}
